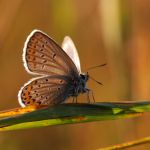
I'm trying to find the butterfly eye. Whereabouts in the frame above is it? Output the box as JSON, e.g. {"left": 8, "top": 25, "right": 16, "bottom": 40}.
{"left": 80, "top": 74, "right": 85, "bottom": 80}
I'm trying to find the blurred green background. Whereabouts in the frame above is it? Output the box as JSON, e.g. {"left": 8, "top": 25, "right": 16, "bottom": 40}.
{"left": 0, "top": 0, "right": 150, "bottom": 149}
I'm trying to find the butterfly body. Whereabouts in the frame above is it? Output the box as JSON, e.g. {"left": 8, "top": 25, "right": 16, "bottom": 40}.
{"left": 18, "top": 30, "right": 90, "bottom": 107}
{"left": 68, "top": 73, "right": 89, "bottom": 97}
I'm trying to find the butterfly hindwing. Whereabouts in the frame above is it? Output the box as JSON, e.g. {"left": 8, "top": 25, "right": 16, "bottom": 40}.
{"left": 18, "top": 76, "right": 71, "bottom": 107}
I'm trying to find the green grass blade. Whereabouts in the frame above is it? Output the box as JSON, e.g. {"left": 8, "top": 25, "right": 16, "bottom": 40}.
{"left": 0, "top": 101, "right": 150, "bottom": 131}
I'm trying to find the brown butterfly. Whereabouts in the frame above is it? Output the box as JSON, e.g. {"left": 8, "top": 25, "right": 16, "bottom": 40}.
{"left": 18, "top": 30, "right": 92, "bottom": 107}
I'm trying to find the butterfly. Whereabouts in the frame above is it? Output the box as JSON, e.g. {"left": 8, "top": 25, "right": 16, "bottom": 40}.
{"left": 18, "top": 30, "right": 91, "bottom": 107}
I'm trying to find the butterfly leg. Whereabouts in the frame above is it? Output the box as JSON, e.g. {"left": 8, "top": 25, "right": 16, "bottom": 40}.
{"left": 72, "top": 97, "right": 75, "bottom": 103}
{"left": 75, "top": 96, "right": 77, "bottom": 103}
{"left": 86, "top": 89, "right": 90, "bottom": 103}
{"left": 90, "top": 90, "right": 95, "bottom": 103}
{"left": 73, "top": 86, "right": 79, "bottom": 103}
{"left": 86, "top": 88, "right": 95, "bottom": 103}
{"left": 86, "top": 89, "right": 91, "bottom": 103}
{"left": 72, "top": 96, "right": 77, "bottom": 103}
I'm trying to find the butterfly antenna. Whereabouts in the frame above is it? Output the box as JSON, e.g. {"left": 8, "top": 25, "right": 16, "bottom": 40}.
{"left": 86, "top": 63, "right": 107, "bottom": 71}
{"left": 89, "top": 76, "right": 103, "bottom": 85}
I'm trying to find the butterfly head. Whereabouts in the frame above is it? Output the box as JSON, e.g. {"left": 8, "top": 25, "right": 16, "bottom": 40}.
{"left": 80, "top": 72, "right": 89, "bottom": 83}
{"left": 77, "top": 72, "right": 89, "bottom": 94}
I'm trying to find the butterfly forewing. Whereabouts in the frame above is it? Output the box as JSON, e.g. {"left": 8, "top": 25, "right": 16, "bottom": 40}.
{"left": 18, "top": 76, "right": 71, "bottom": 107}
{"left": 23, "top": 30, "right": 79, "bottom": 77}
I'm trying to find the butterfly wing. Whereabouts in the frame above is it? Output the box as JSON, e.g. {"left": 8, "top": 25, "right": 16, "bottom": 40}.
{"left": 62, "top": 36, "right": 81, "bottom": 73}
{"left": 23, "top": 30, "right": 79, "bottom": 77}
{"left": 18, "top": 75, "right": 71, "bottom": 107}
{"left": 19, "top": 30, "right": 81, "bottom": 107}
